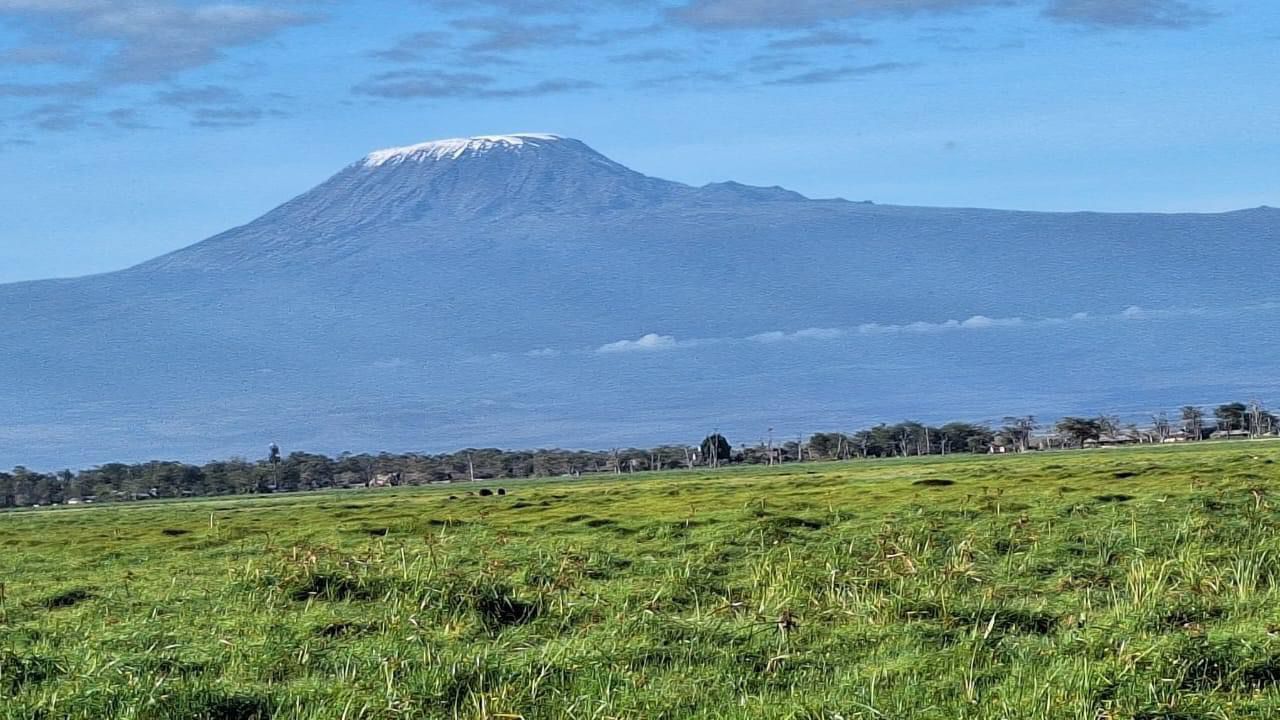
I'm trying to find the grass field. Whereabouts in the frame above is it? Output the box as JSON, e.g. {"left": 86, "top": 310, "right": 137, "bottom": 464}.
{"left": 4, "top": 441, "right": 1280, "bottom": 719}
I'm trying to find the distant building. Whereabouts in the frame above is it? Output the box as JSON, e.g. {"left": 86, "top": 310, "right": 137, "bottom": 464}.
{"left": 1210, "top": 429, "right": 1253, "bottom": 440}
{"left": 1085, "top": 434, "right": 1139, "bottom": 448}
{"left": 368, "top": 471, "right": 403, "bottom": 488}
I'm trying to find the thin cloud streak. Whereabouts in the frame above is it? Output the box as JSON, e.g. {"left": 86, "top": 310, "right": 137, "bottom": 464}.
{"left": 566, "top": 302, "right": 1278, "bottom": 359}
{"left": 353, "top": 70, "right": 599, "bottom": 99}
{"left": 668, "top": 0, "right": 1215, "bottom": 30}
{"left": 597, "top": 333, "right": 680, "bottom": 353}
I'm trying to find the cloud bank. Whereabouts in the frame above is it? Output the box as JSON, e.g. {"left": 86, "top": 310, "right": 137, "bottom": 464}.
{"left": 579, "top": 302, "right": 1265, "bottom": 359}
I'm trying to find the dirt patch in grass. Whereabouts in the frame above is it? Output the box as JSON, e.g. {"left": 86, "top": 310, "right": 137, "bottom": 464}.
{"left": 421, "top": 518, "right": 470, "bottom": 529}
{"left": 315, "top": 621, "right": 380, "bottom": 639}
{"left": 757, "top": 514, "right": 825, "bottom": 531}
{"left": 145, "top": 687, "right": 271, "bottom": 720}
{"left": 161, "top": 528, "right": 192, "bottom": 537}
{"left": 285, "top": 574, "right": 394, "bottom": 602}
{"left": 913, "top": 479, "right": 956, "bottom": 487}
{"left": 40, "top": 588, "right": 95, "bottom": 610}
{"left": 472, "top": 585, "right": 541, "bottom": 629}
{"left": 1095, "top": 494, "right": 1135, "bottom": 503}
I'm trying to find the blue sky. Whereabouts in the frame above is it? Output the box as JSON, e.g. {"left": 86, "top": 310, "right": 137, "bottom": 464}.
{"left": 1, "top": 0, "right": 1277, "bottom": 283}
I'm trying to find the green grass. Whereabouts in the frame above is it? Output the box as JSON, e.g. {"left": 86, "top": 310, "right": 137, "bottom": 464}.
{"left": 4, "top": 441, "right": 1280, "bottom": 719}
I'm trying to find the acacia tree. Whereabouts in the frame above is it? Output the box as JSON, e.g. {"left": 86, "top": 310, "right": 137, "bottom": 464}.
{"left": 808, "top": 433, "right": 849, "bottom": 460}
{"left": 938, "top": 422, "right": 994, "bottom": 454}
{"left": 1001, "top": 416, "right": 1037, "bottom": 452}
{"left": 1216, "top": 403, "right": 1248, "bottom": 433}
{"left": 1181, "top": 406, "right": 1205, "bottom": 440}
{"left": 1248, "top": 400, "right": 1276, "bottom": 437}
{"left": 1055, "top": 417, "right": 1101, "bottom": 448}
{"left": 700, "top": 434, "right": 732, "bottom": 467}
{"left": 1151, "top": 412, "right": 1172, "bottom": 443}
{"left": 266, "top": 443, "right": 281, "bottom": 492}
{"left": 1096, "top": 415, "right": 1122, "bottom": 438}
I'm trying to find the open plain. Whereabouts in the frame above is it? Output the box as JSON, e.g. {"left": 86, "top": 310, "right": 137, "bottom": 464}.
{"left": 4, "top": 442, "right": 1280, "bottom": 719}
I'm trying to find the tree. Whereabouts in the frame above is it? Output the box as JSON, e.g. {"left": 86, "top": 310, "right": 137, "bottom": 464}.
{"left": 700, "top": 434, "right": 732, "bottom": 467}
{"left": 1248, "top": 400, "right": 1275, "bottom": 437}
{"left": 891, "top": 421, "right": 928, "bottom": 456}
{"left": 857, "top": 425, "right": 897, "bottom": 458}
{"left": 1181, "top": 406, "right": 1205, "bottom": 440}
{"left": 1215, "top": 403, "right": 1248, "bottom": 433}
{"left": 808, "top": 432, "right": 849, "bottom": 460}
{"left": 1001, "top": 416, "right": 1037, "bottom": 453}
{"left": 292, "top": 453, "right": 334, "bottom": 490}
{"left": 1151, "top": 412, "right": 1171, "bottom": 443}
{"left": 1056, "top": 417, "right": 1102, "bottom": 448}
{"left": 1096, "top": 415, "right": 1121, "bottom": 438}
{"left": 938, "top": 423, "right": 994, "bottom": 455}
{"left": 267, "top": 443, "right": 282, "bottom": 492}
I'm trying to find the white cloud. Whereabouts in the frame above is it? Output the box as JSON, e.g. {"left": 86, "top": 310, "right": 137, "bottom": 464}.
{"left": 749, "top": 326, "right": 845, "bottom": 343}
{"left": 793, "top": 326, "right": 847, "bottom": 340}
{"left": 597, "top": 333, "right": 679, "bottom": 353}
{"left": 0, "top": 1, "right": 314, "bottom": 85}
{"left": 856, "top": 314, "right": 1026, "bottom": 335}
{"left": 752, "top": 315, "right": 1033, "bottom": 340}
{"left": 539, "top": 303, "right": 1253, "bottom": 360}
{"left": 960, "top": 314, "right": 1024, "bottom": 329}
{"left": 903, "top": 319, "right": 960, "bottom": 333}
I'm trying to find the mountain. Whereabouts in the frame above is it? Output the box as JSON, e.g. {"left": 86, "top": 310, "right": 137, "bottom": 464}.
{"left": 2, "top": 133, "right": 1278, "bottom": 468}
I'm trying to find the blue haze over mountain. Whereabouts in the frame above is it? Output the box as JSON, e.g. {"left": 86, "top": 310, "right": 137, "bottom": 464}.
{"left": 2, "top": 134, "right": 1277, "bottom": 468}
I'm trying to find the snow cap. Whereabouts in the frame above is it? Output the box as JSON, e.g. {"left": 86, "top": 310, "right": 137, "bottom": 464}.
{"left": 362, "top": 133, "right": 564, "bottom": 167}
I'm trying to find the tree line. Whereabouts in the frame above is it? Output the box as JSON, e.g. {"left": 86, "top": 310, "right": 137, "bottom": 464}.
{"left": 2, "top": 401, "right": 1274, "bottom": 509}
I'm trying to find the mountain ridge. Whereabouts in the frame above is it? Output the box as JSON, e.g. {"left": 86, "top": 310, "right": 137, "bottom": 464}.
{"left": 16, "top": 133, "right": 1276, "bottom": 282}
{"left": 1, "top": 133, "right": 1277, "bottom": 468}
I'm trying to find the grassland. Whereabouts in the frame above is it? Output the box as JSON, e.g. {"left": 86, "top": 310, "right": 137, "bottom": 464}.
{"left": 4, "top": 441, "right": 1280, "bottom": 719}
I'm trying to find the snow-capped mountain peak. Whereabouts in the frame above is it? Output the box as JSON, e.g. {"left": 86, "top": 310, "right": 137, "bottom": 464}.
{"left": 362, "top": 133, "right": 565, "bottom": 167}
{"left": 3, "top": 133, "right": 1277, "bottom": 468}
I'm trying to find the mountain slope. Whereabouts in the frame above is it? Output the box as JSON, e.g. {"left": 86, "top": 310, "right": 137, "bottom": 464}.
{"left": 2, "top": 134, "right": 1277, "bottom": 468}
